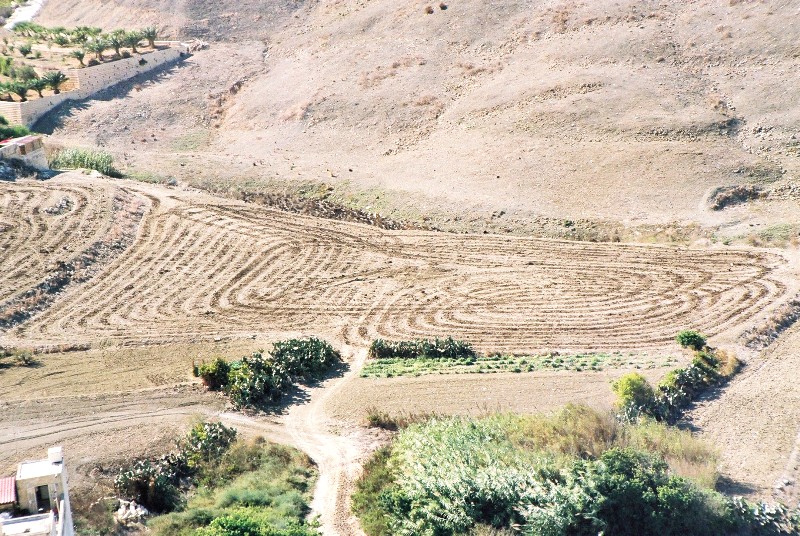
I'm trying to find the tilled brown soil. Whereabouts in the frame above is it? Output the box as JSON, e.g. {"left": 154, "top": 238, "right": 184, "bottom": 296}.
{"left": 2, "top": 176, "right": 798, "bottom": 534}
{"left": 2, "top": 175, "right": 794, "bottom": 354}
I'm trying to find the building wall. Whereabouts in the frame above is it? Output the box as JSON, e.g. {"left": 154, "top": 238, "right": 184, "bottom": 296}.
{"left": 15, "top": 471, "right": 67, "bottom": 517}
{"left": 0, "top": 44, "right": 186, "bottom": 127}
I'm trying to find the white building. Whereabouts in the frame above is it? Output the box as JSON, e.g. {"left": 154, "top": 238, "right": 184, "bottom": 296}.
{"left": 0, "top": 447, "right": 74, "bottom": 536}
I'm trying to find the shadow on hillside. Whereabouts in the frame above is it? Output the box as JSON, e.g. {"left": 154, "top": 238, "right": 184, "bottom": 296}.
{"left": 716, "top": 475, "right": 759, "bottom": 496}
{"left": 33, "top": 58, "right": 189, "bottom": 135}
{"left": 249, "top": 358, "right": 351, "bottom": 416}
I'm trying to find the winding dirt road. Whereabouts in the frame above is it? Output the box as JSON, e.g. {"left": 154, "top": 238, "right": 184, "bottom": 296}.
{"left": 219, "top": 347, "right": 378, "bottom": 536}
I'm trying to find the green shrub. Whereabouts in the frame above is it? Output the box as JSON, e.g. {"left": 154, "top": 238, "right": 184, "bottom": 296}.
{"left": 194, "top": 338, "right": 341, "bottom": 409}
{"left": 354, "top": 411, "right": 799, "bottom": 536}
{"left": 352, "top": 447, "right": 393, "bottom": 536}
{"left": 368, "top": 337, "right": 477, "bottom": 360}
{"left": 195, "top": 357, "right": 230, "bottom": 390}
{"left": 611, "top": 372, "right": 656, "bottom": 410}
{"left": 270, "top": 337, "right": 340, "bottom": 381}
{"left": 17, "top": 43, "right": 31, "bottom": 57}
{"left": 149, "top": 441, "right": 318, "bottom": 536}
{"left": 115, "top": 422, "right": 236, "bottom": 512}
{"left": 676, "top": 330, "right": 707, "bottom": 350}
{"left": 49, "top": 147, "right": 119, "bottom": 176}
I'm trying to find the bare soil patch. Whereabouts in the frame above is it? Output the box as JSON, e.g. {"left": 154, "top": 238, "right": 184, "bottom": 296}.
{"left": 325, "top": 368, "right": 670, "bottom": 424}
{"left": 691, "top": 324, "right": 800, "bottom": 503}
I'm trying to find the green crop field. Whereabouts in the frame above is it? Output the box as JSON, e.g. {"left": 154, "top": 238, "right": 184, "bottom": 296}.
{"left": 360, "top": 352, "right": 678, "bottom": 378}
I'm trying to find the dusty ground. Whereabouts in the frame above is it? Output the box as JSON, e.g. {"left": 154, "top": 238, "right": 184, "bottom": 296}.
{"left": 30, "top": 0, "right": 800, "bottom": 242}
{"left": 2, "top": 0, "right": 800, "bottom": 532}
{"left": 692, "top": 323, "right": 800, "bottom": 504}
{"left": 3, "top": 175, "right": 794, "bottom": 352}
{"left": 325, "top": 367, "right": 670, "bottom": 423}
{"left": 1, "top": 175, "right": 799, "bottom": 535}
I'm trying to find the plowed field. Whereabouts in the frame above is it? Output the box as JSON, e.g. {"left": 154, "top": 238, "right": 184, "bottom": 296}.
{"left": 1, "top": 175, "right": 793, "bottom": 353}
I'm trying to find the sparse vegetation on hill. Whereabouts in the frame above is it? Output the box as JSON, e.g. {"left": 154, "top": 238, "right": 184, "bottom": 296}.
{"left": 353, "top": 406, "right": 800, "bottom": 536}
{"left": 194, "top": 337, "right": 341, "bottom": 409}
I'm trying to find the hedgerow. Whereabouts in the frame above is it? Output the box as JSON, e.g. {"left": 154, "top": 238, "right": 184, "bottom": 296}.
{"left": 612, "top": 333, "right": 740, "bottom": 424}
{"left": 368, "top": 337, "right": 476, "bottom": 360}
{"left": 194, "top": 337, "right": 340, "bottom": 409}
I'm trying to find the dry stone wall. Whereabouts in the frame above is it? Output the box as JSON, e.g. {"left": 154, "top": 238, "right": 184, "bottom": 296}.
{"left": 0, "top": 44, "right": 186, "bottom": 126}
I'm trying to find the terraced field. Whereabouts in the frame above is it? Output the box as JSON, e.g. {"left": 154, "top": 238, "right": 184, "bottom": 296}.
{"left": 1, "top": 175, "right": 794, "bottom": 353}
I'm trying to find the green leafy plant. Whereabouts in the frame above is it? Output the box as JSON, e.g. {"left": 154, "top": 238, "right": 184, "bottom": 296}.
{"left": 115, "top": 422, "right": 237, "bottom": 513}
{"left": 194, "top": 338, "right": 340, "bottom": 409}
{"left": 0, "top": 114, "right": 31, "bottom": 138}
{"left": 41, "top": 71, "right": 68, "bottom": 94}
{"left": 70, "top": 49, "right": 85, "bottom": 66}
{"left": 676, "top": 330, "right": 707, "bottom": 350}
{"left": 7, "top": 81, "right": 29, "bottom": 101}
{"left": 354, "top": 409, "right": 800, "bottom": 536}
{"left": 17, "top": 42, "right": 32, "bottom": 57}
{"left": 142, "top": 26, "right": 158, "bottom": 48}
{"left": 195, "top": 357, "right": 231, "bottom": 390}
{"left": 368, "top": 336, "right": 477, "bottom": 360}
{"left": 611, "top": 372, "right": 656, "bottom": 410}
{"left": 124, "top": 31, "right": 142, "bottom": 54}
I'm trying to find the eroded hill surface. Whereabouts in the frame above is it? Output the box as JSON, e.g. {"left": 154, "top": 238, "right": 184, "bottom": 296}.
{"left": 33, "top": 0, "right": 800, "bottom": 236}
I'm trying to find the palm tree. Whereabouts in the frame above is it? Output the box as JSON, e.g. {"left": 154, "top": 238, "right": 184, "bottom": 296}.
{"left": 86, "top": 38, "right": 107, "bottom": 61}
{"left": 30, "top": 78, "right": 47, "bottom": 98}
{"left": 9, "top": 81, "right": 29, "bottom": 102}
{"left": 142, "top": 27, "right": 157, "bottom": 48}
{"left": 42, "top": 71, "right": 68, "bottom": 94}
{"left": 70, "top": 49, "right": 85, "bottom": 67}
{"left": 124, "top": 31, "right": 142, "bottom": 54}
{"left": 107, "top": 32, "right": 124, "bottom": 57}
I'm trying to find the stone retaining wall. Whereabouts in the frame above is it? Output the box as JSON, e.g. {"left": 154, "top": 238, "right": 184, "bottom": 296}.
{"left": 0, "top": 43, "right": 187, "bottom": 126}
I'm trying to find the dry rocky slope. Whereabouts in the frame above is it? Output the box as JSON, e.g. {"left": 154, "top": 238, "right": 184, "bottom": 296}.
{"left": 34, "top": 0, "right": 800, "bottom": 238}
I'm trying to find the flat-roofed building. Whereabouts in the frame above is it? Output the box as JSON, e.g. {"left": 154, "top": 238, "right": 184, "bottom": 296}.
{"left": 0, "top": 447, "right": 74, "bottom": 536}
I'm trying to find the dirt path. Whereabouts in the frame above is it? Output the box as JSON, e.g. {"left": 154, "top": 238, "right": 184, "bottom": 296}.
{"left": 219, "top": 346, "right": 377, "bottom": 536}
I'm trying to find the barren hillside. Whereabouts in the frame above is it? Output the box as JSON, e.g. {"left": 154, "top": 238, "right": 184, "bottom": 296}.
{"left": 34, "top": 0, "right": 800, "bottom": 238}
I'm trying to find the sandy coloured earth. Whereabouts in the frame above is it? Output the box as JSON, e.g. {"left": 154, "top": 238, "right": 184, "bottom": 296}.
{"left": 1, "top": 174, "right": 799, "bottom": 534}
{"left": 1, "top": 0, "right": 800, "bottom": 533}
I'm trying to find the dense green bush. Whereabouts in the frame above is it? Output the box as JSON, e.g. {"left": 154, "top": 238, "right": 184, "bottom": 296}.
{"left": 611, "top": 372, "right": 656, "bottom": 410}
{"left": 193, "top": 337, "right": 341, "bottom": 409}
{"left": 676, "top": 330, "right": 707, "bottom": 350}
{"left": 195, "top": 357, "right": 231, "bottom": 390}
{"left": 368, "top": 337, "right": 476, "bottom": 360}
{"left": 49, "top": 147, "right": 119, "bottom": 176}
{"left": 613, "top": 334, "right": 740, "bottom": 424}
{"left": 354, "top": 410, "right": 800, "bottom": 536}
